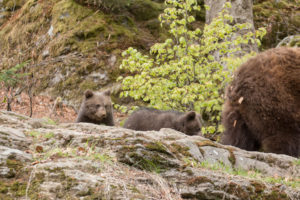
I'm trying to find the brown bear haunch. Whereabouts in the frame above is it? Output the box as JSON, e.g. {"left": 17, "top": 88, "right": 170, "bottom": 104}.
{"left": 123, "top": 108, "right": 202, "bottom": 136}
{"left": 76, "top": 90, "right": 114, "bottom": 126}
{"left": 221, "top": 47, "right": 300, "bottom": 157}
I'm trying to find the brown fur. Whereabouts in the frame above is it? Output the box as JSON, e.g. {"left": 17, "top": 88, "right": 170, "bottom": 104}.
{"left": 123, "top": 108, "right": 202, "bottom": 136}
{"left": 76, "top": 90, "right": 114, "bottom": 126}
{"left": 221, "top": 47, "right": 300, "bottom": 157}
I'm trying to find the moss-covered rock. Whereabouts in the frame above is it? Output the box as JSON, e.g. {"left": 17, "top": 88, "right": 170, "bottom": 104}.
{"left": 0, "top": 111, "right": 300, "bottom": 199}
{"left": 277, "top": 35, "right": 300, "bottom": 47}
{"left": 0, "top": 0, "right": 298, "bottom": 106}
{"left": 0, "top": 0, "right": 169, "bottom": 104}
{"left": 253, "top": 0, "right": 300, "bottom": 48}
{"left": 127, "top": 0, "right": 163, "bottom": 21}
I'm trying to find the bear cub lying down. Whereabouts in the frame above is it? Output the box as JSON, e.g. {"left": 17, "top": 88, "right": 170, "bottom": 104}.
{"left": 124, "top": 108, "right": 202, "bottom": 136}
{"left": 76, "top": 90, "right": 114, "bottom": 126}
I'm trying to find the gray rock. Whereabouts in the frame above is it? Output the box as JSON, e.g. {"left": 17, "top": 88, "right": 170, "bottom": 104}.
{"left": 0, "top": 111, "right": 299, "bottom": 199}
{"left": 277, "top": 35, "right": 300, "bottom": 47}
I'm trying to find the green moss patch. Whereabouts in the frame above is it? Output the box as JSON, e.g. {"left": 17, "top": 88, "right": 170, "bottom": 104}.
{"left": 0, "top": 167, "right": 42, "bottom": 199}
{"left": 225, "top": 181, "right": 249, "bottom": 199}
{"left": 262, "top": 188, "right": 289, "bottom": 200}
{"left": 50, "top": 0, "right": 106, "bottom": 55}
{"left": 118, "top": 145, "right": 179, "bottom": 173}
{"left": 5, "top": 159, "right": 23, "bottom": 178}
{"left": 170, "top": 143, "right": 191, "bottom": 157}
{"left": 2, "top": 0, "right": 27, "bottom": 11}
{"left": 253, "top": 0, "right": 300, "bottom": 48}
{"left": 145, "top": 141, "right": 169, "bottom": 154}
{"left": 197, "top": 140, "right": 236, "bottom": 166}
{"left": 127, "top": 0, "right": 163, "bottom": 21}
{"left": 250, "top": 180, "right": 266, "bottom": 193}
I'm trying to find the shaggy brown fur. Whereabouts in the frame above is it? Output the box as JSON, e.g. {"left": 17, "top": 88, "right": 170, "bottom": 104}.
{"left": 221, "top": 47, "right": 300, "bottom": 157}
{"left": 123, "top": 108, "right": 202, "bottom": 136}
{"left": 76, "top": 90, "right": 114, "bottom": 126}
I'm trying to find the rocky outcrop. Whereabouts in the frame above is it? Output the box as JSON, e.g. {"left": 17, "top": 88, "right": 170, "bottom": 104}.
{"left": 0, "top": 0, "right": 299, "bottom": 105}
{"left": 277, "top": 35, "right": 300, "bottom": 47}
{"left": 253, "top": 0, "right": 300, "bottom": 49}
{"left": 0, "top": 0, "right": 166, "bottom": 106}
{"left": 0, "top": 110, "right": 299, "bottom": 199}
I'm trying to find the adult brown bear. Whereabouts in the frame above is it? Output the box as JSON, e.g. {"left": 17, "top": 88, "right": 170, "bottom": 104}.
{"left": 221, "top": 47, "right": 300, "bottom": 157}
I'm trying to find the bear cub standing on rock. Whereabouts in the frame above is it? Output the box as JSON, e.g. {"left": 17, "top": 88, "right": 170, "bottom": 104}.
{"left": 221, "top": 47, "right": 300, "bottom": 157}
{"left": 76, "top": 90, "right": 114, "bottom": 126}
{"left": 124, "top": 108, "right": 202, "bottom": 136}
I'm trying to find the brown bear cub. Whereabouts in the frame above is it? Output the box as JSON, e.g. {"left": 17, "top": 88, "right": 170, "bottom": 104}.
{"left": 221, "top": 47, "right": 300, "bottom": 157}
{"left": 76, "top": 90, "right": 114, "bottom": 126}
{"left": 123, "top": 108, "right": 202, "bottom": 136}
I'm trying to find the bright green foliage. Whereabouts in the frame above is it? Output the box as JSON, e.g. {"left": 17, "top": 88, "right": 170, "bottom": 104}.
{"left": 119, "top": 0, "right": 265, "bottom": 135}
{"left": 0, "top": 61, "right": 29, "bottom": 111}
{"left": 0, "top": 61, "right": 29, "bottom": 90}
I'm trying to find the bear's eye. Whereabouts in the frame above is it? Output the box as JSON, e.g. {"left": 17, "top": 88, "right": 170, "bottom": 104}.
{"left": 96, "top": 104, "right": 101, "bottom": 108}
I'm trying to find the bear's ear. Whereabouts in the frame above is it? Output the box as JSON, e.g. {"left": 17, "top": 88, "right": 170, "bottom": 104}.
{"left": 103, "top": 89, "right": 111, "bottom": 96}
{"left": 85, "top": 90, "right": 94, "bottom": 99}
{"left": 184, "top": 111, "right": 196, "bottom": 121}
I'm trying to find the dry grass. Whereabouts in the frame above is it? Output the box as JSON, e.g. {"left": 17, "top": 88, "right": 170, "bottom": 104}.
{"left": 97, "top": 160, "right": 182, "bottom": 200}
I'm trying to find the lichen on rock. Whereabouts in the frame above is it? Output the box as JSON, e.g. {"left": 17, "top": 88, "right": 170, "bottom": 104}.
{"left": 0, "top": 110, "right": 299, "bottom": 199}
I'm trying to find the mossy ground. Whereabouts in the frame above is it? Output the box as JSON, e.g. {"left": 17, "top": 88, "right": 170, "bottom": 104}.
{"left": 0, "top": 159, "right": 42, "bottom": 200}
{"left": 253, "top": 0, "right": 300, "bottom": 49}
{"left": 0, "top": 0, "right": 298, "bottom": 105}
{"left": 0, "top": 0, "right": 168, "bottom": 104}
{"left": 1, "top": 0, "right": 26, "bottom": 11}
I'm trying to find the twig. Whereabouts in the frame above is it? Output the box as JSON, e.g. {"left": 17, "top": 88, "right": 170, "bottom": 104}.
{"left": 50, "top": 96, "right": 62, "bottom": 117}
{"left": 26, "top": 165, "right": 37, "bottom": 200}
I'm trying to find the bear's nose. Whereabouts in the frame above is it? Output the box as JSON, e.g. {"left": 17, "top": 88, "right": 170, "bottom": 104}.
{"left": 98, "top": 108, "right": 106, "bottom": 116}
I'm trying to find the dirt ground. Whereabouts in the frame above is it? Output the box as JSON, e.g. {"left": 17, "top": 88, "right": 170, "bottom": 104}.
{"left": 0, "top": 90, "right": 126, "bottom": 125}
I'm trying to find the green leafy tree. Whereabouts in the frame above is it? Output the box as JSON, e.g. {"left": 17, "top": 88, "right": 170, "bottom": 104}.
{"left": 0, "top": 61, "right": 29, "bottom": 111}
{"left": 118, "top": 0, "right": 265, "bottom": 135}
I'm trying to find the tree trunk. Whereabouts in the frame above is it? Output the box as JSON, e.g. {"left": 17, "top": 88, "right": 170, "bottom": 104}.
{"left": 6, "top": 100, "right": 12, "bottom": 111}
{"left": 5, "top": 88, "right": 12, "bottom": 111}
{"left": 204, "top": 0, "right": 258, "bottom": 54}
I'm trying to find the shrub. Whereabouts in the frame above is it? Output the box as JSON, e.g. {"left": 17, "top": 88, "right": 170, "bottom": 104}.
{"left": 118, "top": 0, "right": 265, "bottom": 135}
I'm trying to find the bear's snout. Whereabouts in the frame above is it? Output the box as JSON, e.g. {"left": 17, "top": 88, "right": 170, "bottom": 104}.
{"left": 95, "top": 107, "right": 107, "bottom": 119}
